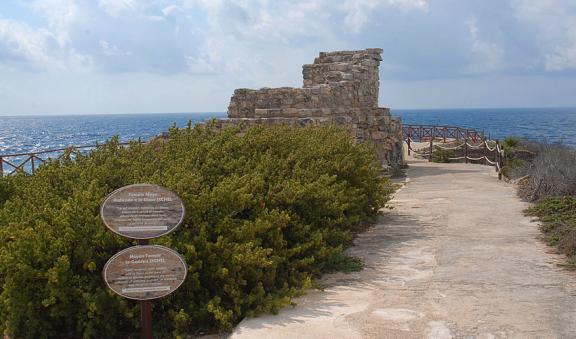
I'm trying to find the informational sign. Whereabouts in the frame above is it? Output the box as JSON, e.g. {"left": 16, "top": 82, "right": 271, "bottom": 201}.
{"left": 103, "top": 245, "right": 187, "bottom": 300}
{"left": 100, "top": 184, "right": 185, "bottom": 240}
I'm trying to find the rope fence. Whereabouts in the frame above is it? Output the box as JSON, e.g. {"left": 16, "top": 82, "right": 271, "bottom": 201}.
{"left": 403, "top": 124, "right": 505, "bottom": 180}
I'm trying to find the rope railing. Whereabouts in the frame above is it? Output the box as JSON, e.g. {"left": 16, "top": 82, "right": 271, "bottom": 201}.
{"left": 403, "top": 124, "right": 505, "bottom": 180}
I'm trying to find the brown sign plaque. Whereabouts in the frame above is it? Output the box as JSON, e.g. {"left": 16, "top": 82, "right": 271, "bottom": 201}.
{"left": 100, "top": 184, "right": 185, "bottom": 240}
{"left": 103, "top": 245, "right": 187, "bottom": 300}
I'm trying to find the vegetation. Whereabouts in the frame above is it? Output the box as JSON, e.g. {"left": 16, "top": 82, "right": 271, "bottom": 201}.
{"left": 500, "top": 137, "right": 526, "bottom": 178}
{"left": 503, "top": 139, "right": 576, "bottom": 201}
{"left": 517, "top": 144, "right": 576, "bottom": 201}
{"left": 525, "top": 197, "right": 576, "bottom": 266}
{"left": 0, "top": 123, "right": 393, "bottom": 338}
{"left": 431, "top": 147, "right": 455, "bottom": 163}
{"left": 501, "top": 137, "right": 576, "bottom": 266}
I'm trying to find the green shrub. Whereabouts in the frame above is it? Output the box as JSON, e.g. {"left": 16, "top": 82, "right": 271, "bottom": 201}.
{"left": 0, "top": 123, "right": 392, "bottom": 338}
{"left": 525, "top": 197, "right": 576, "bottom": 265}
{"left": 501, "top": 157, "right": 524, "bottom": 178}
{"left": 503, "top": 136, "right": 521, "bottom": 150}
{"left": 322, "top": 253, "right": 364, "bottom": 273}
{"left": 431, "top": 147, "right": 455, "bottom": 163}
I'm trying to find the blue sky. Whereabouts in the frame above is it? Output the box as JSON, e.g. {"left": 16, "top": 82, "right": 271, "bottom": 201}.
{"left": 0, "top": 0, "right": 575, "bottom": 115}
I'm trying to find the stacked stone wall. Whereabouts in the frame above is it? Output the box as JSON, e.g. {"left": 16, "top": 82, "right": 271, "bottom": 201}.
{"left": 217, "top": 48, "right": 404, "bottom": 170}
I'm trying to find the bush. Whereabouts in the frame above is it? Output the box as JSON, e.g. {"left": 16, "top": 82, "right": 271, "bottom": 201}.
{"left": 0, "top": 124, "right": 392, "bottom": 338}
{"left": 516, "top": 143, "right": 576, "bottom": 201}
{"left": 431, "top": 147, "right": 455, "bottom": 163}
{"left": 502, "top": 136, "right": 521, "bottom": 150}
{"left": 525, "top": 197, "right": 576, "bottom": 265}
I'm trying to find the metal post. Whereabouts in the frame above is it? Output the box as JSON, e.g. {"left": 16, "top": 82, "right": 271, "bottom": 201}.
{"left": 139, "top": 239, "right": 153, "bottom": 339}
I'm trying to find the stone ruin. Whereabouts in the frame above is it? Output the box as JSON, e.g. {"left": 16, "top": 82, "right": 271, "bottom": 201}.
{"left": 214, "top": 48, "right": 404, "bottom": 170}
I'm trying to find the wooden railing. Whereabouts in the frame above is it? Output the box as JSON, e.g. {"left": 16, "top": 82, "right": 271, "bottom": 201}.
{"left": 402, "top": 124, "right": 505, "bottom": 180}
{"left": 402, "top": 125, "right": 485, "bottom": 143}
{"left": 0, "top": 143, "right": 133, "bottom": 177}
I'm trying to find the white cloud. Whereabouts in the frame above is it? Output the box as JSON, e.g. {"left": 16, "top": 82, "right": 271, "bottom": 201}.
{"left": 98, "top": 0, "right": 139, "bottom": 17}
{"left": 162, "top": 5, "right": 181, "bottom": 17}
{"left": 511, "top": 0, "right": 576, "bottom": 71}
{"left": 546, "top": 45, "right": 576, "bottom": 71}
{"left": 2, "top": 0, "right": 576, "bottom": 114}
{"left": 466, "top": 18, "right": 504, "bottom": 73}
{"left": 99, "top": 40, "right": 132, "bottom": 57}
{"left": 0, "top": 19, "right": 90, "bottom": 71}
{"left": 342, "top": 0, "right": 428, "bottom": 32}
{"left": 388, "top": 0, "right": 428, "bottom": 11}
{"left": 30, "top": 0, "right": 80, "bottom": 31}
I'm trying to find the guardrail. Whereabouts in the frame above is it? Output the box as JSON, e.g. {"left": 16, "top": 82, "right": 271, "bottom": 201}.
{"left": 402, "top": 125, "right": 505, "bottom": 180}
{"left": 402, "top": 124, "right": 485, "bottom": 143}
{"left": 0, "top": 142, "right": 134, "bottom": 177}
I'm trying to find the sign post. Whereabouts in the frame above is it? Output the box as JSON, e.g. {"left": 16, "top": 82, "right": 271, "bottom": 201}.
{"left": 100, "top": 184, "right": 186, "bottom": 339}
{"left": 139, "top": 239, "right": 152, "bottom": 339}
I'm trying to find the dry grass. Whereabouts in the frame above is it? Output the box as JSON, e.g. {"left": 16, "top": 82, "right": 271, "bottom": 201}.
{"left": 515, "top": 143, "right": 576, "bottom": 201}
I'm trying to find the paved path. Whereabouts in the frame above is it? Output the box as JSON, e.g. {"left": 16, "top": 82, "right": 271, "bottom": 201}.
{"left": 231, "top": 160, "right": 576, "bottom": 338}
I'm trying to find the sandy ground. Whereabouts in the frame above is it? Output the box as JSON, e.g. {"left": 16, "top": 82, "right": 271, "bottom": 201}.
{"left": 229, "top": 159, "right": 576, "bottom": 339}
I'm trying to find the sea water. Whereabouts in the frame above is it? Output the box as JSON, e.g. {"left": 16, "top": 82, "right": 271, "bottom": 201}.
{"left": 1, "top": 108, "right": 575, "bottom": 158}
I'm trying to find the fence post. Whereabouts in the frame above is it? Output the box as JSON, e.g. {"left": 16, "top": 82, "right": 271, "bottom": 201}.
{"left": 443, "top": 127, "right": 447, "bottom": 143}
{"left": 407, "top": 137, "right": 411, "bottom": 156}
{"left": 429, "top": 137, "right": 433, "bottom": 162}
{"left": 483, "top": 137, "right": 487, "bottom": 165}
{"left": 496, "top": 140, "right": 502, "bottom": 180}
{"left": 464, "top": 137, "right": 468, "bottom": 164}
{"left": 0, "top": 156, "right": 3, "bottom": 178}
{"left": 30, "top": 154, "right": 35, "bottom": 174}
{"left": 494, "top": 140, "right": 499, "bottom": 173}
{"left": 500, "top": 147, "right": 505, "bottom": 180}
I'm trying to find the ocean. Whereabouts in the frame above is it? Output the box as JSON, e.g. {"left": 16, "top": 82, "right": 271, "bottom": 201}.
{"left": 394, "top": 107, "right": 576, "bottom": 146}
{"left": 0, "top": 108, "right": 574, "bottom": 160}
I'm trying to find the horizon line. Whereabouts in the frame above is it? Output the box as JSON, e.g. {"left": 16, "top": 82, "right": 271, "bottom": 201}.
{"left": 1, "top": 106, "right": 575, "bottom": 118}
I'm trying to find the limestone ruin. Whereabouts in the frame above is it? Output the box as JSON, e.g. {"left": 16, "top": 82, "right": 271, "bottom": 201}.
{"left": 214, "top": 48, "right": 404, "bottom": 170}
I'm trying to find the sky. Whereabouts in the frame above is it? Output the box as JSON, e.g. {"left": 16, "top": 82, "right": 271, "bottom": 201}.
{"left": 0, "top": 0, "right": 575, "bottom": 115}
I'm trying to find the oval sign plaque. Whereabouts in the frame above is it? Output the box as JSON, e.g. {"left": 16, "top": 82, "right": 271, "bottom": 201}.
{"left": 103, "top": 245, "right": 187, "bottom": 300}
{"left": 100, "top": 184, "right": 185, "bottom": 240}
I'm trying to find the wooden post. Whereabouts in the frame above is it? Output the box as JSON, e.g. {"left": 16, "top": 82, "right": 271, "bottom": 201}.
{"left": 139, "top": 239, "right": 153, "bottom": 339}
{"left": 496, "top": 140, "right": 502, "bottom": 180}
{"left": 443, "top": 127, "right": 447, "bottom": 143}
{"left": 494, "top": 140, "right": 499, "bottom": 173}
{"left": 464, "top": 137, "right": 468, "bottom": 164}
{"left": 483, "top": 137, "right": 487, "bottom": 165}
{"left": 500, "top": 147, "right": 505, "bottom": 181}
{"left": 0, "top": 156, "right": 3, "bottom": 178}
{"left": 407, "top": 137, "right": 411, "bottom": 156}
{"left": 30, "top": 155, "right": 35, "bottom": 174}
{"left": 429, "top": 137, "right": 433, "bottom": 162}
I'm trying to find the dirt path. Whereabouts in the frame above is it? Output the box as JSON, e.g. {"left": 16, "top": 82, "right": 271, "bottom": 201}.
{"left": 230, "top": 160, "right": 576, "bottom": 338}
